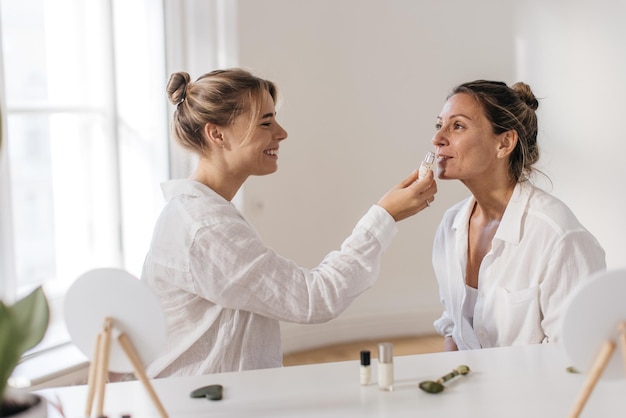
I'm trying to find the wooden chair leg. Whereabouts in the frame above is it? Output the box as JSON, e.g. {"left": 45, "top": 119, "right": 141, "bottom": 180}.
{"left": 118, "top": 332, "right": 169, "bottom": 418}
{"left": 85, "top": 332, "right": 102, "bottom": 417}
{"left": 619, "top": 322, "right": 626, "bottom": 376}
{"left": 95, "top": 317, "right": 113, "bottom": 417}
{"left": 568, "top": 339, "right": 616, "bottom": 418}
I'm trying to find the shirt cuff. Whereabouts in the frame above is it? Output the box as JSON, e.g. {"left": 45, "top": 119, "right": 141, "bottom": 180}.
{"left": 355, "top": 205, "right": 398, "bottom": 252}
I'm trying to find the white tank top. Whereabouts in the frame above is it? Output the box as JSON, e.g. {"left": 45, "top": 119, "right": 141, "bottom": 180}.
{"left": 463, "top": 285, "right": 478, "bottom": 327}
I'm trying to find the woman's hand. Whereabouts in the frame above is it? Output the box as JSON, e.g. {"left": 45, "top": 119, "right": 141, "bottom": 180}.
{"left": 377, "top": 169, "right": 437, "bottom": 222}
{"left": 443, "top": 336, "right": 459, "bottom": 351}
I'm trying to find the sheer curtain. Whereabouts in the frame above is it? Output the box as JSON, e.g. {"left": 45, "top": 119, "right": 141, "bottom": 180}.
{"left": 0, "top": 0, "right": 236, "bottom": 366}
{"left": 0, "top": 0, "right": 169, "bottom": 350}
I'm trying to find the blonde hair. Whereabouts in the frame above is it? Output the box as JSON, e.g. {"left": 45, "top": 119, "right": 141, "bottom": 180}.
{"left": 166, "top": 68, "right": 279, "bottom": 154}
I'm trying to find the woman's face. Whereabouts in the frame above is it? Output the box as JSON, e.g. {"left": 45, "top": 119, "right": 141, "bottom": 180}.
{"left": 431, "top": 93, "right": 503, "bottom": 181}
{"left": 222, "top": 89, "right": 288, "bottom": 177}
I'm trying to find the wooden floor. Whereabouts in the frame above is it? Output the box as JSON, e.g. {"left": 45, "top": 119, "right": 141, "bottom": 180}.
{"left": 283, "top": 334, "right": 444, "bottom": 366}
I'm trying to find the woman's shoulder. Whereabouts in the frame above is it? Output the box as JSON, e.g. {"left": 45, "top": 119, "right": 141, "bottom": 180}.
{"left": 159, "top": 179, "right": 245, "bottom": 226}
{"left": 525, "top": 184, "right": 576, "bottom": 215}
{"left": 522, "top": 183, "right": 591, "bottom": 234}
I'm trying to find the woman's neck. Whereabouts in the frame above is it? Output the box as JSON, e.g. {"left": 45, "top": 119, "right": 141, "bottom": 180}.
{"left": 464, "top": 177, "right": 516, "bottom": 221}
{"left": 192, "top": 159, "right": 245, "bottom": 201}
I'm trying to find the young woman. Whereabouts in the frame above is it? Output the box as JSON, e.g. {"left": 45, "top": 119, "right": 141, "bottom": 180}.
{"left": 431, "top": 80, "right": 605, "bottom": 351}
{"left": 142, "top": 68, "right": 437, "bottom": 377}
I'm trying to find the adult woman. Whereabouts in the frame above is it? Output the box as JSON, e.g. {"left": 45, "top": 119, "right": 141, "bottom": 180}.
{"left": 431, "top": 80, "right": 605, "bottom": 351}
{"left": 142, "top": 68, "right": 437, "bottom": 377}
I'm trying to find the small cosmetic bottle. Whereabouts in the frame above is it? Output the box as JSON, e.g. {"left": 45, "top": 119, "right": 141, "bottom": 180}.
{"left": 377, "top": 343, "right": 394, "bottom": 391}
{"left": 418, "top": 151, "right": 436, "bottom": 180}
{"left": 360, "top": 350, "right": 371, "bottom": 385}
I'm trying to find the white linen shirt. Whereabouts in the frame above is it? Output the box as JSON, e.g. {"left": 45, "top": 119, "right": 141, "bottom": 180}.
{"left": 142, "top": 179, "right": 397, "bottom": 377}
{"left": 432, "top": 181, "right": 606, "bottom": 350}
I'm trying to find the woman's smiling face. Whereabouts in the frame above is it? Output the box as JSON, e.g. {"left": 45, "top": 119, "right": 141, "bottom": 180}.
{"left": 222, "top": 89, "right": 288, "bottom": 178}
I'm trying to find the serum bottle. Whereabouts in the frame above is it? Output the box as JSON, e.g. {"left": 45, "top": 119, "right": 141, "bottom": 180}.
{"left": 377, "top": 343, "right": 394, "bottom": 391}
{"left": 418, "top": 151, "right": 436, "bottom": 180}
{"left": 360, "top": 350, "right": 371, "bottom": 386}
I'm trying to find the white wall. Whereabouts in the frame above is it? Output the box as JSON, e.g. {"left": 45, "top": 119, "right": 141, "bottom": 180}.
{"left": 230, "top": 0, "right": 625, "bottom": 353}
{"left": 513, "top": 0, "right": 626, "bottom": 270}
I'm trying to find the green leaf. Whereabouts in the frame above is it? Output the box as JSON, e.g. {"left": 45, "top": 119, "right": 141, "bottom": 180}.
{"left": 0, "top": 301, "right": 19, "bottom": 401}
{"left": 0, "top": 287, "right": 49, "bottom": 405}
{"left": 9, "top": 287, "right": 49, "bottom": 354}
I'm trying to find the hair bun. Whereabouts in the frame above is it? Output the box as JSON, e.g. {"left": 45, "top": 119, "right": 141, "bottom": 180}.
{"left": 166, "top": 72, "right": 191, "bottom": 106}
{"left": 511, "top": 82, "right": 539, "bottom": 111}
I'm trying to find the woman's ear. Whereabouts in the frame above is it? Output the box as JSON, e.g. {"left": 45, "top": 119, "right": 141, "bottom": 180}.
{"left": 497, "top": 130, "right": 518, "bottom": 159}
{"left": 203, "top": 123, "right": 225, "bottom": 149}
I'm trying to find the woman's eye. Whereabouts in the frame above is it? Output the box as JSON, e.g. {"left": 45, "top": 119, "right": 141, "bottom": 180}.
{"left": 261, "top": 122, "right": 272, "bottom": 127}
{"left": 454, "top": 122, "right": 463, "bottom": 130}
{"left": 435, "top": 123, "right": 442, "bottom": 130}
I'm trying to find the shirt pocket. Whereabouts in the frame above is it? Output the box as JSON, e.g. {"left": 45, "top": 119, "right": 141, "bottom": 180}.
{"left": 494, "top": 285, "right": 544, "bottom": 345}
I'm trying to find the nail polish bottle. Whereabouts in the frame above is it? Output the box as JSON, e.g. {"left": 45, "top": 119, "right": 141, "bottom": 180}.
{"left": 377, "top": 343, "right": 394, "bottom": 391}
{"left": 360, "top": 350, "right": 371, "bottom": 385}
{"left": 418, "top": 151, "right": 436, "bottom": 180}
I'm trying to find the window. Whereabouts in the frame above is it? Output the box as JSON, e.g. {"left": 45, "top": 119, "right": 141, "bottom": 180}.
{"left": 0, "top": 0, "right": 169, "bottom": 349}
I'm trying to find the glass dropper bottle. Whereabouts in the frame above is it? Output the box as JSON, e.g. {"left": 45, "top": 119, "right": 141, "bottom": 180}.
{"left": 418, "top": 151, "right": 436, "bottom": 180}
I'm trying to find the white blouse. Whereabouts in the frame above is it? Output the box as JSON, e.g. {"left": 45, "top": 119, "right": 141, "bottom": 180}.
{"left": 142, "top": 179, "right": 397, "bottom": 377}
{"left": 432, "top": 181, "right": 606, "bottom": 350}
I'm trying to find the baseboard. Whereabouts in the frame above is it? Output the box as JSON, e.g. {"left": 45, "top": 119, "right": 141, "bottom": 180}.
{"left": 280, "top": 308, "right": 440, "bottom": 354}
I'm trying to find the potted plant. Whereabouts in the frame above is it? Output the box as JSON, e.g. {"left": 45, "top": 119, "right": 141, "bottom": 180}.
{"left": 0, "top": 286, "right": 49, "bottom": 417}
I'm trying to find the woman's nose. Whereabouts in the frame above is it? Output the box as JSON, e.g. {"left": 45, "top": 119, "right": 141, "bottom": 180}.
{"left": 276, "top": 123, "right": 288, "bottom": 141}
{"left": 431, "top": 130, "right": 446, "bottom": 147}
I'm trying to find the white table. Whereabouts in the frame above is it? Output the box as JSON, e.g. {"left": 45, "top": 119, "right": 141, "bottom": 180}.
{"left": 38, "top": 343, "right": 625, "bottom": 417}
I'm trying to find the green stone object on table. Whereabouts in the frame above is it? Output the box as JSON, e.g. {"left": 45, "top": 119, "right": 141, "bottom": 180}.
{"left": 419, "top": 380, "right": 445, "bottom": 393}
{"left": 419, "top": 365, "right": 471, "bottom": 394}
{"left": 190, "top": 384, "right": 224, "bottom": 401}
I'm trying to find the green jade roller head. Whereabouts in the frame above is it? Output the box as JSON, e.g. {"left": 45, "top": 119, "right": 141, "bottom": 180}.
{"left": 419, "top": 365, "right": 471, "bottom": 394}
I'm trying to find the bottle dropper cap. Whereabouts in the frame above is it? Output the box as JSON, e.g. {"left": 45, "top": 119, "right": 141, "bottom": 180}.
{"left": 378, "top": 343, "right": 393, "bottom": 363}
{"left": 360, "top": 350, "right": 371, "bottom": 366}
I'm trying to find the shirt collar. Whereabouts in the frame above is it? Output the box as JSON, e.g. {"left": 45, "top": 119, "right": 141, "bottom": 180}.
{"left": 161, "top": 179, "right": 224, "bottom": 202}
{"left": 452, "top": 196, "right": 476, "bottom": 233}
{"left": 451, "top": 182, "right": 532, "bottom": 245}
{"left": 495, "top": 181, "right": 532, "bottom": 244}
